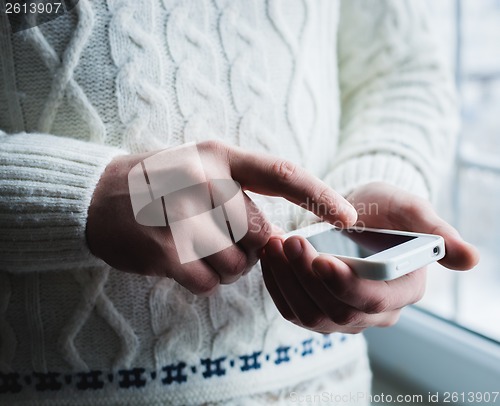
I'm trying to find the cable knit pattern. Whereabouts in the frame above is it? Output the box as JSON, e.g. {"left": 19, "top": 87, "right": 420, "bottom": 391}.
{"left": 21, "top": 22, "right": 106, "bottom": 143}
{"left": 0, "top": 272, "right": 16, "bottom": 372}
{"left": 150, "top": 278, "right": 202, "bottom": 368}
{"left": 208, "top": 271, "right": 258, "bottom": 358}
{"left": 0, "top": 10, "right": 24, "bottom": 133}
{"left": 327, "top": 0, "right": 458, "bottom": 198}
{"left": 163, "top": 0, "right": 228, "bottom": 143}
{"left": 216, "top": 0, "right": 277, "bottom": 151}
{"left": 59, "top": 267, "right": 139, "bottom": 371}
{"left": 108, "top": 0, "right": 172, "bottom": 152}
{"left": 24, "top": 273, "right": 48, "bottom": 372}
{"left": 0, "top": 1, "right": 457, "bottom": 404}
{"left": 35, "top": 0, "right": 96, "bottom": 135}
{"left": 267, "top": 0, "right": 314, "bottom": 160}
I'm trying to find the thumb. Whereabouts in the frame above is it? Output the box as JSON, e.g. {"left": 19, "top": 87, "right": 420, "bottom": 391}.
{"left": 434, "top": 225, "right": 480, "bottom": 271}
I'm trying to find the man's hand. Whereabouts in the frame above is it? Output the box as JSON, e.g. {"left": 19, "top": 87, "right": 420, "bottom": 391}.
{"left": 261, "top": 181, "right": 480, "bottom": 334}
{"left": 86, "top": 140, "right": 357, "bottom": 295}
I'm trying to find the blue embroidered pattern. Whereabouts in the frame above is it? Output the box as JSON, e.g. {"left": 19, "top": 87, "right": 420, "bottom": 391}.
{"left": 0, "top": 334, "right": 347, "bottom": 394}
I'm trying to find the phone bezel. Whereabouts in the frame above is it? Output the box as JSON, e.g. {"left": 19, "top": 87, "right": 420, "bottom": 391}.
{"left": 284, "top": 222, "right": 445, "bottom": 280}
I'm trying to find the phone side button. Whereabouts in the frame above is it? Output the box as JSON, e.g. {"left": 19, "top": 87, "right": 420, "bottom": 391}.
{"left": 396, "top": 261, "right": 410, "bottom": 270}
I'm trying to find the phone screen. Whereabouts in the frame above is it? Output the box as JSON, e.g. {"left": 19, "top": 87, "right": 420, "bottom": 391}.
{"left": 306, "top": 229, "right": 416, "bottom": 258}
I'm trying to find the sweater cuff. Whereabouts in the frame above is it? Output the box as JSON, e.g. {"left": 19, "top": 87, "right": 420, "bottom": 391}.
{"left": 325, "top": 152, "right": 430, "bottom": 200}
{"left": 0, "top": 133, "right": 128, "bottom": 272}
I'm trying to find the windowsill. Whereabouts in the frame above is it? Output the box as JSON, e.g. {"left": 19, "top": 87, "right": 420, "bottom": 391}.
{"left": 365, "top": 306, "right": 500, "bottom": 406}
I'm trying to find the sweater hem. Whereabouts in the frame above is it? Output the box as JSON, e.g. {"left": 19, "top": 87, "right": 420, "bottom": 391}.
{"left": 0, "top": 334, "right": 367, "bottom": 405}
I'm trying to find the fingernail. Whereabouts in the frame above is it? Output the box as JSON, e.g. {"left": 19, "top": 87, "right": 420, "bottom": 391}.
{"left": 284, "top": 237, "right": 303, "bottom": 260}
{"left": 343, "top": 204, "right": 358, "bottom": 226}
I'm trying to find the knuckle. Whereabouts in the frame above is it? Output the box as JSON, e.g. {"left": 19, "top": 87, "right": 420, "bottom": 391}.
{"left": 272, "top": 159, "right": 298, "bottom": 184}
{"left": 313, "top": 185, "right": 334, "bottom": 211}
{"left": 197, "top": 140, "right": 231, "bottom": 163}
{"left": 182, "top": 269, "right": 220, "bottom": 296}
{"left": 232, "top": 251, "right": 248, "bottom": 275}
{"left": 364, "top": 296, "right": 391, "bottom": 314}
{"left": 298, "top": 313, "right": 325, "bottom": 330}
{"left": 220, "top": 251, "right": 248, "bottom": 280}
{"left": 310, "top": 186, "right": 336, "bottom": 217}
{"left": 331, "top": 308, "right": 360, "bottom": 326}
{"left": 189, "top": 279, "right": 219, "bottom": 296}
{"left": 198, "top": 139, "right": 227, "bottom": 153}
{"left": 328, "top": 277, "right": 352, "bottom": 300}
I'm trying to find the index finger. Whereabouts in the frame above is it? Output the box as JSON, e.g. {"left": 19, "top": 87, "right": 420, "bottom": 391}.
{"left": 227, "top": 146, "right": 357, "bottom": 226}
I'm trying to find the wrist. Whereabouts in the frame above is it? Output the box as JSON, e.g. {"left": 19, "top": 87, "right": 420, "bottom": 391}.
{"left": 85, "top": 154, "right": 130, "bottom": 258}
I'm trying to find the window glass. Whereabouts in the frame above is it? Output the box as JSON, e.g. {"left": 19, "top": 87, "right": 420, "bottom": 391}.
{"left": 418, "top": 0, "right": 500, "bottom": 342}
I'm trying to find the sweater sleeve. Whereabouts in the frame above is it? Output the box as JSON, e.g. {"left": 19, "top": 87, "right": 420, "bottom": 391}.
{"left": 0, "top": 131, "right": 127, "bottom": 272}
{"left": 326, "top": 0, "right": 459, "bottom": 200}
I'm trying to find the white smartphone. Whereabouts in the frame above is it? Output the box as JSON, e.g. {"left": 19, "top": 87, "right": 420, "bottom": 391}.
{"left": 284, "top": 222, "right": 445, "bottom": 281}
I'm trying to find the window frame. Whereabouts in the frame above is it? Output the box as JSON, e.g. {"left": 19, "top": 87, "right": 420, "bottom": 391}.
{"left": 366, "top": 1, "right": 500, "bottom": 402}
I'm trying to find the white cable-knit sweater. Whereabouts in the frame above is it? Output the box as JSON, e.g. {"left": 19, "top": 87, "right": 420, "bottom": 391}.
{"left": 0, "top": 0, "right": 457, "bottom": 404}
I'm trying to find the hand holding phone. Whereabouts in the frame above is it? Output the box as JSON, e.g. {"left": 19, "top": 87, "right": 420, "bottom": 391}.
{"left": 284, "top": 222, "right": 445, "bottom": 281}
{"left": 260, "top": 182, "right": 479, "bottom": 335}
